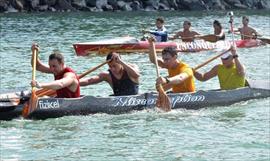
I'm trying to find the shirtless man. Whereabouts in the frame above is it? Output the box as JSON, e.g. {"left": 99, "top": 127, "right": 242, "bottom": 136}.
{"left": 236, "top": 16, "right": 259, "bottom": 40}
{"left": 170, "top": 20, "right": 200, "bottom": 42}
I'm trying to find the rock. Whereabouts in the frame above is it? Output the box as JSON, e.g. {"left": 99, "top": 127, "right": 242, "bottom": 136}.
{"left": 158, "top": 2, "right": 170, "bottom": 11}
{"left": 72, "top": 0, "right": 92, "bottom": 11}
{"left": 206, "top": 0, "right": 225, "bottom": 10}
{"left": 234, "top": 3, "right": 248, "bottom": 9}
{"left": 57, "top": 0, "right": 76, "bottom": 11}
{"left": 161, "top": 0, "right": 178, "bottom": 10}
{"left": 143, "top": 0, "right": 159, "bottom": 9}
{"left": 30, "top": 0, "right": 39, "bottom": 10}
{"left": 181, "top": 0, "right": 208, "bottom": 10}
{"left": 96, "top": 0, "right": 108, "bottom": 9}
{"left": 130, "top": 1, "right": 142, "bottom": 11}
{"left": 14, "top": 0, "right": 25, "bottom": 11}
{"left": 40, "top": 0, "right": 57, "bottom": 6}
{"left": 117, "top": 1, "right": 132, "bottom": 11}
{"left": 256, "top": 0, "right": 270, "bottom": 9}
{"left": 102, "top": 4, "right": 113, "bottom": 11}
{"left": 38, "top": 4, "right": 48, "bottom": 11}
{"left": 0, "top": 0, "right": 8, "bottom": 12}
{"left": 224, "top": 0, "right": 241, "bottom": 5}
{"left": 7, "top": 5, "right": 19, "bottom": 12}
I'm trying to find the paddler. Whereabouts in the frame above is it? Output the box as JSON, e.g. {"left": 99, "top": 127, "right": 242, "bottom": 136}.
{"left": 79, "top": 52, "right": 140, "bottom": 96}
{"left": 170, "top": 20, "right": 200, "bottom": 42}
{"left": 30, "top": 44, "right": 80, "bottom": 98}
{"left": 148, "top": 37, "right": 195, "bottom": 93}
{"left": 233, "top": 16, "right": 259, "bottom": 40}
{"left": 142, "top": 17, "right": 168, "bottom": 42}
{"left": 213, "top": 20, "right": 226, "bottom": 41}
{"left": 193, "top": 46, "right": 246, "bottom": 90}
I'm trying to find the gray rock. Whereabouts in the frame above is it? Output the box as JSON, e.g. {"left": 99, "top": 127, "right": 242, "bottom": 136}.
{"left": 57, "top": 0, "right": 76, "bottom": 11}
{"left": 161, "top": 0, "right": 178, "bottom": 10}
{"left": 143, "top": 0, "right": 160, "bottom": 9}
{"left": 0, "top": 0, "right": 9, "bottom": 12}
{"left": 234, "top": 3, "right": 248, "bottom": 9}
{"left": 117, "top": 1, "right": 132, "bottom": 11}
{"left": 206, "top": 0, "right": 225, "bottom": 10}
{"left": 38, "top": 4, "right": 48, "bottom": 11}
{"left": 102, "top": 4, "right": 113, "bottom": 11}
{"left": 30, "top": 0, "right": 39, "bottom": 9}
{"left": 257, "top": 0, "right": 270, "bottom": 9}
{"left": 40, "top": 0, "right": 56, "bottom": 6}
{"left": 181, "top": 0, "right": 208, "bottom": 10}
{"left": 130, "top": 1, "right": 142, "bottom": 11}
{"left": 158, "top": 2, "right": 170, "bottom": 11}
{"left": 96, "top": 0, "right": 108, "bottom": 9}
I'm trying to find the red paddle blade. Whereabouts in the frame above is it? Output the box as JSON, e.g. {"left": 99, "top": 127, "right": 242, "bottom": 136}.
{"left": 22, "top": 90, "right": 38, "bottom": 118}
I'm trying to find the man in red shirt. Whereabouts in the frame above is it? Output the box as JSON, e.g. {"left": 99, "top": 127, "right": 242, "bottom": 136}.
{"left": 30, "top": 44, "right": 80, "bottom": 98}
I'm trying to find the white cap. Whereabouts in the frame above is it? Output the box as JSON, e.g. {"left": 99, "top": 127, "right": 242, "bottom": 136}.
{"left": 221, "top": 52, "right": 232, "bottom": 59}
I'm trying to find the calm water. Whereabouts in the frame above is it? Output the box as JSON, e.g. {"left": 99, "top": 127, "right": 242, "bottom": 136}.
{"left": 0, "top": 10, "right": 270, "bottom": 160}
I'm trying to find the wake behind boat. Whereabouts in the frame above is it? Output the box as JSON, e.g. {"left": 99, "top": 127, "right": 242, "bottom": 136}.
{"left": 0, "top": 80, "right": 269, "bottom": 121}
{"left": 73, "top": 37, "right": 263, "bottom": 56}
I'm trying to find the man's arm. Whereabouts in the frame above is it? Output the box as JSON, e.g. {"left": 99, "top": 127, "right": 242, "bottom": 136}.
{"left": 31, "top": 44, "right": 52, "bottom": 73}
{"left": 193, "top": 65, "right": 219, "bottom": 81}
{"left": 79, "top": 72, "right": 108, "bottom": 86}
{"left": 147, "top": 37, "right": 167, "bottom": 68}
{"left": 32, "top": 72, "right": 75, "bottom": 90}
{"left": 231, "top": 48, "right": 245, "bottom": 77}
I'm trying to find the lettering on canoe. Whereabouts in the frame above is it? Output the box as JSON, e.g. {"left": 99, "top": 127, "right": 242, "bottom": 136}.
{"left": 113, "top": 94, "right": 205, "bottom": 107}
{"left": 38, "top": 100, "right": 60, "bottom": 109}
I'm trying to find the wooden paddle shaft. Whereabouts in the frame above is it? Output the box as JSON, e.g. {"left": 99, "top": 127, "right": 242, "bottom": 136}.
{"left": 193, "top": 48, "right": 231, "bottom": 71}
{"left": 32, "top": 49, "right": 37, "bottom": 88}
{"left": 79, "top": 60, "right": 110, "bottom": 79}
{"left": 149, "top": 41, "right": 160, "bottom": 77}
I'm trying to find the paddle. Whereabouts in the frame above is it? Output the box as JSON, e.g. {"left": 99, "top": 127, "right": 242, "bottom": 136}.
{"left": 193, "top": 48, "right": 231, "bottom": 71}
{"left": 22, "top": 49, "right": 38, "bottom": 117}
{"left": 195, "top": 34, "right": 219, "bottom": 42}
{"left": 148, "top": 38, "right": 171, "bottom": 112}
{"left": 234, "top": 32, "right": 270, "bottom": 44}
{"left": 22, "top": 60, "right": 110, "bottom": 118}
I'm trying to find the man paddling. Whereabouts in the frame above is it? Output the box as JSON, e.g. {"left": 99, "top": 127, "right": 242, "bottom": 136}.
{"left": 30, "top": 44, "right": 80, "bottom": 98}
{"left": 193, "top": 46, "right": 246, "bottom": 90}
{"left": 234, "top": 16, "right": 259, "bottom": 40}
{"left": 170, "top": 20, "right": 200, "bottom": 42}
{"left": 80, "top": 52, "right": 140, "bottom": 96}
{"left": 148, "top": 38, "right": 195, "bottom": 93}
{"left": 142, "top": 17, "right": 168, "bottom": 42}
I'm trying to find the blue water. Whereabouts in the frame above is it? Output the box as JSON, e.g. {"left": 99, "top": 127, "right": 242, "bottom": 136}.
{"left": 0, "top": 11, "right": 269, "bottom": 160}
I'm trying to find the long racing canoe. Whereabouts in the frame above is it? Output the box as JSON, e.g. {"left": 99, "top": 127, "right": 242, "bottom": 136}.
{"left": 73, "top": 37, "right": 263, "bottom": 56}
{"left": 0, "top": 80, "right": 269, "bottom": 121}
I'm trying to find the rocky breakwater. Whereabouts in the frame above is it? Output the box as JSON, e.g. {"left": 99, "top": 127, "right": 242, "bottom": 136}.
{"left": 0, "top": 0, "right": 269, "bottom": 13}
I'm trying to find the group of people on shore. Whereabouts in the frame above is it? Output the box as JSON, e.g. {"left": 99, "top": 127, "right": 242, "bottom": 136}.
{"left": 142, "top": 16, "right": 259, "bottom": 42}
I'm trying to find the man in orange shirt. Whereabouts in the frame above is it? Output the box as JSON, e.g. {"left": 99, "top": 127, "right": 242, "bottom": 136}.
{"left": 148, "top": 43, "right": 195, "bottom": 93}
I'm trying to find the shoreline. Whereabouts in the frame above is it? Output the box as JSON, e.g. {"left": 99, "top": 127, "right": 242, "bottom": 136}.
{"left": 0, "top": 0, "right": 269, "bottom": 13}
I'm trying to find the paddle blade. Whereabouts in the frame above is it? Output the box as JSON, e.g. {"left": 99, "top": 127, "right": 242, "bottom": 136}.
{"left": 22, "top": 90, "right": 38, "bottom": 118}
{"left": 198, "top": 35, "right": 218, "bottom": 42}
{"left": 156, "top": 85, "right": 171, "bottom": 112}
{"left": 259, "top": 38, "right": 270, "bottom": 44}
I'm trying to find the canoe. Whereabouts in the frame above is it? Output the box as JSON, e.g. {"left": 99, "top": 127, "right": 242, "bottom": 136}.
{"left": 0, "top": 80, "right": 269, "bottom": 121}
{"left": 73, "top": 37, "right": 263, "bottom": 56}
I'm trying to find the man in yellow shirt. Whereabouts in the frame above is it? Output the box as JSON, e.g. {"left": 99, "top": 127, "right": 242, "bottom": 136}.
{"left": 148, "top": 43, "right": 195, "bottom": 93}
{"left": 193, "top": 46, "right": 245, "bottom": 90}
